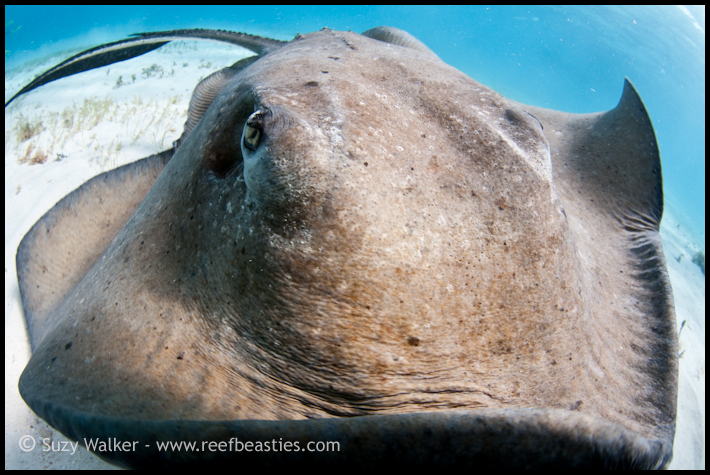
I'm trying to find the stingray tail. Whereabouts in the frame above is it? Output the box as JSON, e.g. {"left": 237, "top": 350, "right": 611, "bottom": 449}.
{"left": 5, "top": 29, "right": 286, "bottom": 107}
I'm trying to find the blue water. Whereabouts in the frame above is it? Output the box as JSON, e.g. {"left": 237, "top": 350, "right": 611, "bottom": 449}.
{"left": 5, "top": 5, "right": 705, "bottom": 243}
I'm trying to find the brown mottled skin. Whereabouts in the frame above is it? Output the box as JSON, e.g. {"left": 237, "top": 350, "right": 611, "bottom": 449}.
{"left": 15, "top": 28, "right": 676, "bottom": 468}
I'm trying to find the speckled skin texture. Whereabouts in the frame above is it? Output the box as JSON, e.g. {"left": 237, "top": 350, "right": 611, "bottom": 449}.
{"left": 17, "top": 28, "right": 676, "bottom": 468}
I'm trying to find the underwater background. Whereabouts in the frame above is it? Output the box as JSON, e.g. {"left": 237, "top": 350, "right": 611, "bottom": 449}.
{"left": 4, "top": 5, "right": 705, "bottom": 470}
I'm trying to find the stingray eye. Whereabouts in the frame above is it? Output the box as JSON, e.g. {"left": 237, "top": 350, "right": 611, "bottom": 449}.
{"left": 243, "top": 124, "right": 261, "bottom": 151}
{"left": 243, "top": 110, "right": 267, "bottom": 151}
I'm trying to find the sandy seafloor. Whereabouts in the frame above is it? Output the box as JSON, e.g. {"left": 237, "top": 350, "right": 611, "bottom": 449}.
{"left": 4, "top": 40, "right": 705, "bottom": 469}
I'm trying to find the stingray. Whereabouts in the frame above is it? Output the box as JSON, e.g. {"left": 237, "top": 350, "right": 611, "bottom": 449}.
{"left": 9, "top": 27, "right": 677, "bottom": 469}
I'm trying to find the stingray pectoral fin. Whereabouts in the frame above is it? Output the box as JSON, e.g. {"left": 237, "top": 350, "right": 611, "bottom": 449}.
{"left": 5, "top": 29, "right": 286, "bottom": 108}
{"left": 25, "top": 406, "right": 668, "bottom": 469}
{"left": 515, "top": 78, "right": 677, "bottom": 454}
{"left": 16, "top": 150, "right": 172, "bottom": 350}
{"left": 521, "top": 78, "right": 664, "bottom": 227}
